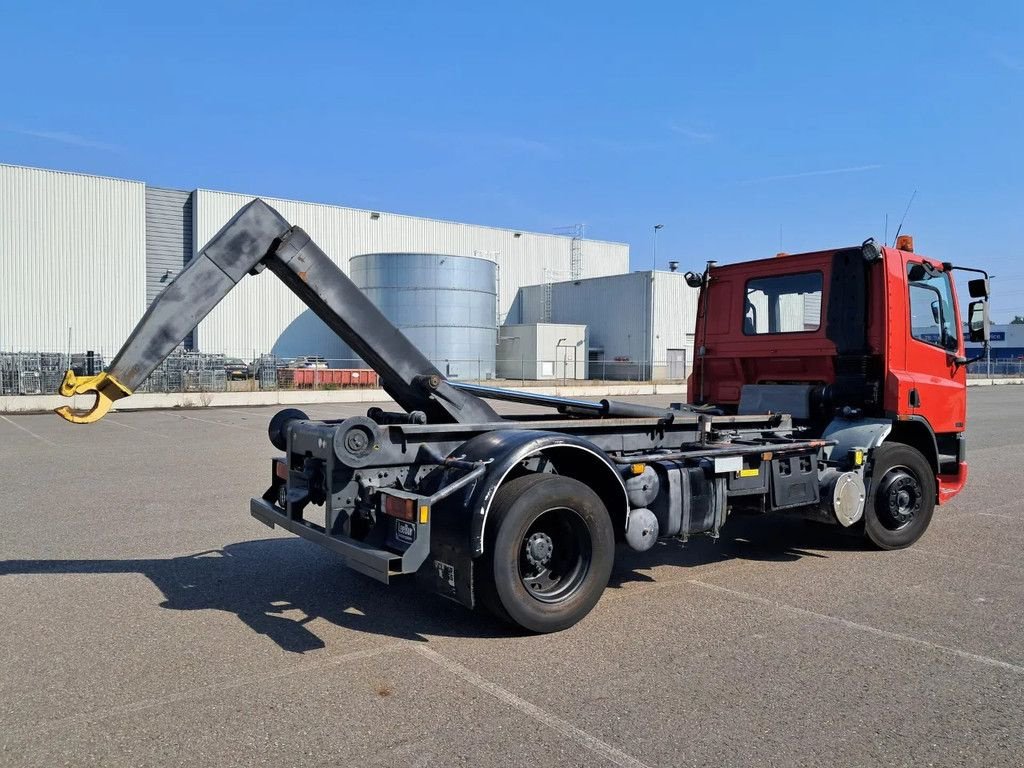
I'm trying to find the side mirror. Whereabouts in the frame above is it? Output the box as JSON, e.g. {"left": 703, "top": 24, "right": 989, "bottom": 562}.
{"left": 930, "top": 300, "right": 941, "bottom": 325}
{"left": 968, "top": 300, "right": 990, "bottom": 343}
{"left": 684, "top": 271, "right": 704, "bottom": 288}
{"left": 968, "top": 277, "right": 989, "bottom": 299}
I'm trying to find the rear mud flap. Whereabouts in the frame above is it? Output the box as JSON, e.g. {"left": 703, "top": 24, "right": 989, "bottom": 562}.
{"left": 417, "top": 541, "right": 475, "bottom": 609}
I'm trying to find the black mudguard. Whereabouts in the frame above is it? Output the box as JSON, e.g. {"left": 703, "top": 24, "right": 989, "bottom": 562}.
{"left": 422, "top": 429, "right": 627, "bottom": 609}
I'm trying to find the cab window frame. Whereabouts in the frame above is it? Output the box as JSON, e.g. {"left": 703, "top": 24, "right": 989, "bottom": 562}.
{"left": 907, "top": 262, "right": 959, "bottom": 353}
{"left": 742, "top": 270, "right": 824, "bottom": 336}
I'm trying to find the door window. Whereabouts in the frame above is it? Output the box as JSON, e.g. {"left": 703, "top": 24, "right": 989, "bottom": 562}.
{"left": 907, "top": 264, "right": 958, "bottom": 352}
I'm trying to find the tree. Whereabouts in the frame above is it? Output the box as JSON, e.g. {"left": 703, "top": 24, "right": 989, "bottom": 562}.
{"left": 1012, "top": 316, "right": 1024, "bottom": 325}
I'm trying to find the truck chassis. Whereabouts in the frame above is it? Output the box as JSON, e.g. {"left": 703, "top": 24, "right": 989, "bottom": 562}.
{"left": 57, "top": 199, "right": 979, "bottom": 632}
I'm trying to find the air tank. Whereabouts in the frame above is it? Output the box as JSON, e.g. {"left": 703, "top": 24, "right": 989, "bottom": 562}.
{"left": 350, "top": 253, "right": 497, "bottom": 380}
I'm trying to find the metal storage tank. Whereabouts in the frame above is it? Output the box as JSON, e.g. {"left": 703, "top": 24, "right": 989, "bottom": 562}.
{"left": 350, "top": 253, "right": 497, "bottom": 380}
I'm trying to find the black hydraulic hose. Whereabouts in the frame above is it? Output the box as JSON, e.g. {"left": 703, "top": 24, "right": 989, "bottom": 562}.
{"left": 449, "top": 381, "right": 676, "bottom": 421}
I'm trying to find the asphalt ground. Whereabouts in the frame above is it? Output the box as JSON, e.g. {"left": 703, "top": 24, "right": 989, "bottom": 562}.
{"left": 1, "top": 389, "right": 1022, "bottom": 767}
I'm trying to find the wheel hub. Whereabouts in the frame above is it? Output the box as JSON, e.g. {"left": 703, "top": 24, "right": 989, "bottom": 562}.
{"left": 517, "top": 506, "right": 593, "bottom": 604}
{"left": 525, "top": 532, "right": 554, "bottom": 568}
{"left": 880, "top": 469, "right": 922, "bottom": 528}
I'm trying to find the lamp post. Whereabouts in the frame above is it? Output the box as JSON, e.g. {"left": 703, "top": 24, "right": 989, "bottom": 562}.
{"left": 987, "top": 275, "right": 995, "bottom": 378}
{"left": 650, "top": 224, "right": 664, "bottom": 380}
{"left": 653, "top": 224, "right": 664, "bottom": 271}
{"left": 556, "top": 337, "right": 568, "bottom": 383}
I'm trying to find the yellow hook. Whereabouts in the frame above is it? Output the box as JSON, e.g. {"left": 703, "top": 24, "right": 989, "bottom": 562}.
{"left": 54, "top": 370, "right": 133, "bottom": 424}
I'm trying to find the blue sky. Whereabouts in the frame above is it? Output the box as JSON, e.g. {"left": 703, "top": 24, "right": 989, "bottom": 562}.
{"left": 3, "top": 1, "right": 1023, "bottom": 319}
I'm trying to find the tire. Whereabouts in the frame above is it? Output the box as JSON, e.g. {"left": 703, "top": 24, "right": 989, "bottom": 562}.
{"left": 477, "top": 473, "right": 615, "bottom": 633}
{"left": 864, "top": 443, "right": 936, "bottom": 550}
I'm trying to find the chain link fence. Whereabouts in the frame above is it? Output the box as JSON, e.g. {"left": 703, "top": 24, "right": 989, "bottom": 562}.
{"left": 1, "top": 349, "right": 690, "bottom": 395}
{"left": 9, "top": 346, "right": 1024, "bottom": 397}
{"left": 966, "top": 358, "right": 1024, "bottom": 378}
{"left": 1, "top": 352, "right": 107, "bottom": 396}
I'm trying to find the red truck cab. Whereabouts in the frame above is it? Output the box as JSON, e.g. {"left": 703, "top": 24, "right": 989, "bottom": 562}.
{"left": 688, "top": 237, "right": 990, "bottom": 515}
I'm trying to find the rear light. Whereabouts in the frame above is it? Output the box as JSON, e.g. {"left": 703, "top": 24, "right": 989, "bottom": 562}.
{"left": 273, "top": 459, "right": 288, "bottom": 480}
{"left": 383, "top": 495, "right": 415, "bottom": 522}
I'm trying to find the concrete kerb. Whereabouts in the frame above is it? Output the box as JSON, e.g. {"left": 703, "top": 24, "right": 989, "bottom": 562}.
{"left": 1, "top": 382, "right": 690, "bottom": 415}
{"left": 3, "top": 379, "right": 1018, "bottom": 415}
{"left": 965, "top": 377, "right": 1024, "bottom": 387}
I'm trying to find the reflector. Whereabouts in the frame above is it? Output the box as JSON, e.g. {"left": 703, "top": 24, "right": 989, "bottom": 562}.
{"left": 383, "top": 495, "right": 415, "bottom": 522}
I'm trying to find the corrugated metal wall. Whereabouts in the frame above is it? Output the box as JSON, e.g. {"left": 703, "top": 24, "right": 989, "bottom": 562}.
{"left": 516, "top": 272, "right": 650, "bottom": 369}
{"left": 144, "top": 187, "right": 194, "bottom": 349}
{"left": 192, "top": 189, "right": 628, "bottom": 357}
{"left": 514, "top": 271, "right": 699, "bottom": 379}
{"left": 0, "top": 164, "right": 145, "bottom": 355}
{"left": 145, "top": 187, "right": 193, "bottom": 304}
{"left": 652, "top": 271, "right": 699, "bottom": 368}
{"left": 0, "top": 167, "right": 631, "bottom": 362}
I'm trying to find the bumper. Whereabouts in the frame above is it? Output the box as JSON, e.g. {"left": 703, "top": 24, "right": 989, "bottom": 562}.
{"left": 250, "top": 497, "right": 406, "bottom": 583}
{"left": 937, "top": 462, "right": 969, "bottom": 505}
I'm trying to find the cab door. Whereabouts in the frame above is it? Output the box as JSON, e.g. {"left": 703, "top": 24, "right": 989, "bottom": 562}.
{"left": 902, "top": 255, "right": 967, "bottom": 433}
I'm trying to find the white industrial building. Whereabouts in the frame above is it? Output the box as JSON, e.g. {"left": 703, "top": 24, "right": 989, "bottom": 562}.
{"left": 496, "top": 323, "right": 588, "bottom": 381}
{"left": 1, "top": 165, "right": 148, "bottom": 355}
{"left": 508, "top": 271, "right": 699, "bottom": 381}
{"left": 964, "top": 323, "right": 1024, "bottom": 354}
{"left": 0, "top": 164, "right": 630, "bottom": 366}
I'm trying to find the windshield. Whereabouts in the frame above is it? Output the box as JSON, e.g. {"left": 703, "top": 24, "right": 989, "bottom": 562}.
{"left": 908, "top": 264, "right": 958, "bottom": 351}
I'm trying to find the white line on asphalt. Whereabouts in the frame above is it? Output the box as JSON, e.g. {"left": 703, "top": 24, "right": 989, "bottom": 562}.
{"left": 945, "top": 499, "right": 1023, "bottom": 519}
{"left": 412, "top": 644, "right": 654, "bottom": 768}
{"left": 976, "top": 511, "right": 1019, "bottom": 521}
{"left": 9, "top": 643, "right": 404, "bottom": 739}
{"left": 964, "top": 444, "right": 1021, "bottom": 456}
{"left": 218, "top": 407, "right": 276, "bottom": 418}
{"left": 11, "top": 636, "right": 659, "bottom": 768}
{"left": 600, "top": 560, "right": 757, "bottom": 603}
{"left": 688, "top": 579, "right": 1024, "bottom": 674}
{"left": 980, "top": 499, "right": 1023, "bottom": 515}
{"left": 180, "top": 414, "right": 262, "bottom": 431}
{"left": 105, "top": 417, "right": 168, "bottom": 439}
{"left": 911, "top": 548, "right": 1020, "bottom": 572}
{"left": 0, "top": 414, "right": 59, "bottom": 447}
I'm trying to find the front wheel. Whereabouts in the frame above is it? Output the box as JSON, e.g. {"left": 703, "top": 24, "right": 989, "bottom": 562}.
{"left": 864, "top": 443, "right": 936, "bottom": 550}
{"left": 477, "top": 474, "right": 615, "bottom": 633}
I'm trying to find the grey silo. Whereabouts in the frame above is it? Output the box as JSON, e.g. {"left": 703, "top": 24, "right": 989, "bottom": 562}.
{"left": 349, "top": 252, "right": 497, "bottom": 380}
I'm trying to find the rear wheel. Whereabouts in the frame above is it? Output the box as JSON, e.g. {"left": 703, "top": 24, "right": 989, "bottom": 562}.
{"left": 477, "top": 474, "right": 615, "bottom": 633}
{"left": 864, "top": 443, "right": 936, "bottom": 550}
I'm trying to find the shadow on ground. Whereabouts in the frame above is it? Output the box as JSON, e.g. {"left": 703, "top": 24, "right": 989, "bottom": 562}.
{"left": 610, "top": 513, "right": 865, "bottom": 587}
{"left": 0, "top": 515, "right": 865, "bottom": 653}
{"left": 0, "top": 538, "right": 510, "bottom": 652}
